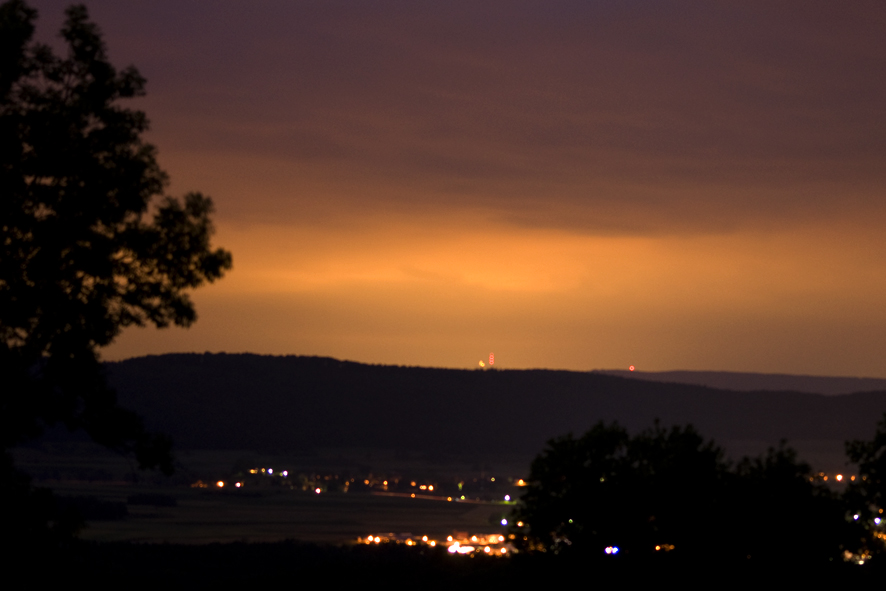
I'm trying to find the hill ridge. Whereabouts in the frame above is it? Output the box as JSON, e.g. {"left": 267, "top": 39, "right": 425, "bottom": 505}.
{"left": 104, "top": 353, "right": 886, "bottom": 467}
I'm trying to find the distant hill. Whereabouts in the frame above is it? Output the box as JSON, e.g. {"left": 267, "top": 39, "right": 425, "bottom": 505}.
{"left": 597, "top": 369, "right": 886, "bottom": 395}
{"left": 105, "top": 354, "right": 886, "bottom": 469}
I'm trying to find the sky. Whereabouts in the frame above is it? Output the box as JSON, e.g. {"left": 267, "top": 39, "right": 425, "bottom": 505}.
{"left": 27, "top": 1, "right": 886, "bottom": 376}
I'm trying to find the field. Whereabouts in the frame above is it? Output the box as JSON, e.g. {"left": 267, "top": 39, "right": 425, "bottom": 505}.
{"left": 53, "top": 482, "right": 508, "bottom": 544}
{"left": 15, "top": 442, "right": 518, "bottom": 545}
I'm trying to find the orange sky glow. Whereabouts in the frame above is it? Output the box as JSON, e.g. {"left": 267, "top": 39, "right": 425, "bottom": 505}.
{"left": 29, "top": 1, "right": 886, "bottom": 376}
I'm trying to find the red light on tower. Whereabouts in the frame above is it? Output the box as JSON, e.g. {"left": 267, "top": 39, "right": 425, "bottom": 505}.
{"left": 489, "top": 353, "right": 494, "bottom": 366}
{"left": 629, "top": 365, "right": 635, "bottom": 371}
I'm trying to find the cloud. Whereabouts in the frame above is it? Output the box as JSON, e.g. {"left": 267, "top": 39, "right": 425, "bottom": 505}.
{"left": 97, "top": 0, "right": 882, "bottom": 235}
{"left": 26, "top": 0, "right": 886, "bottom": 374}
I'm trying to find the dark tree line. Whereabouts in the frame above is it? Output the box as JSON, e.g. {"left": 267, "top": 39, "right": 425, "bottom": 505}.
{"left": 512, "top": 417, "right": 886, "bottom": 566}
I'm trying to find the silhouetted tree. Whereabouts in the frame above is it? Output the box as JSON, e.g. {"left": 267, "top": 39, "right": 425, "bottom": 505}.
{"left": 846, "top": 412, "right": 886, "bottom": 553}
{"left": 511, "top": 421, "right": 731, "bottom": 557}
{"left": 513, "top": 421, "right": 865, "bottom": 566}
{"left": 1, "top": 0, "right": 230, "bottom": 541}
{"left": 726, "top": 442, "right": 862, "bottom": 564}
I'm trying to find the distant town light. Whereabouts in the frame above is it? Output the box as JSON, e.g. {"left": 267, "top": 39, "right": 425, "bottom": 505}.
{"left": 501, "top": 519, "right": 508, "bottom": 526}
{"left": 216, "top": 481, "right": 225, "bottom": 488}
{"left": 504, "top": 495, "right": 511, "bottom": 501}
{"left": 315, "top": 488, "right": 321, "bottom": 494}
{"left": 836, "top": 474, "right": 843, "bottom": 482}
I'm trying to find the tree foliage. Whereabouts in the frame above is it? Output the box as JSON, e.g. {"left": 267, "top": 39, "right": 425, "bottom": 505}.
{"left": 1, "top": 0, "right": 231, "bottom": 476}
{"left": 512, "top": 421, "right": 730, "bottom": 557}
{"left": 846, "top": 412, "right": 886, "bottom": 553}
{"left": 846, "top": 413, "right": 886, "bottom": 511}
{"left": 512, "top": 421, "right": 865, "bottom": 565}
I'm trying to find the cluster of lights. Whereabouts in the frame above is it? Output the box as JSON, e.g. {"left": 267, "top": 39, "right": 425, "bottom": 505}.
{"left": 247, "top": 467, "right": 289, "bottom": 477}
{"left": 813, "top": 472, "right": 864, "bottom": 483}
{"left": 841, "top": 508, "right": 883, "bottom": 565}
{"left": 363, "top": 476, "right": 520, "bottom": 505}
{"left": 363, "top": 478, "right": 394, "bottom": 491}
{"left": 844, "top": 549, "right": 872, "bottom": 565}
{"left": 212, "top": 480, "right": 244, "bottom": 488}
{"left": 196, "top": 470, "right": 526, "bottom": 502}
{"left": 246, "top": 467, "right": 343, "bottom": 492}
{"left": 361, "top": 533, "right": 512, "bottom": 556}
{"left": 447, "top": 534, "right": 509, "bottom": 555}
{"left": 448, "top": 542, "right": 508, "bottom": 555}
{"left": 604, "top": 546, "right": 619, "bottom": 555}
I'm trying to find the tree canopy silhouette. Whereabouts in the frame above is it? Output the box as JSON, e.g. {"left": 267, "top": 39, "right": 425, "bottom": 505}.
{"left": 1, "top": 0, "right": 231, "bottom": 534}
{"left": 512, "top": 421, "right": 865, "bottom": 565}
{"left": 511, "top": 421, "right": 731, "bottom": 557}
{"left": 846, "top": 411, "right": 886, "bottom": 554}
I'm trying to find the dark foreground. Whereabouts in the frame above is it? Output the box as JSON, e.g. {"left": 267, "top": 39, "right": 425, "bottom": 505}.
{"left": 15, "top": 540, "right": 884, "bottom": 587}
